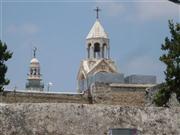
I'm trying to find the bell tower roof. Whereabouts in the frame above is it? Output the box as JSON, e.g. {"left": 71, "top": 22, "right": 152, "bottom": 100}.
{"left": 86, "top": 19, "right": 108, "bottom": 39}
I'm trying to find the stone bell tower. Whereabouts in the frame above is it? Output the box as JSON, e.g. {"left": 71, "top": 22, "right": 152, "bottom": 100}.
{"left": 86, "top": 18, "right": 110, "bottom": 59}
{"left": 77, "top": 7, "right": 118, "bottom": 92}
{"left": 26, "top": 47, "right": 44, "bottom": 91}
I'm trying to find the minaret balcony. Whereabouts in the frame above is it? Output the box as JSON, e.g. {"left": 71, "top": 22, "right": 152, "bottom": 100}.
{"left": 28, "top": 75, "right": 41, "bottom": 80}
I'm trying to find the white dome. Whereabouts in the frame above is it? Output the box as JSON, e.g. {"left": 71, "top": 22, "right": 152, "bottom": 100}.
{"left": 30, "top": 58, "right": 39, "bottom": 64}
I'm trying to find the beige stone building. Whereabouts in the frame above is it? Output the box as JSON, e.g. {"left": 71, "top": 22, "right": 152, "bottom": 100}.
{"left": 77, "top": 15, "right": 120, "bottom": 91}
{"left": 77, "top": 9, "right": 156, "bottom": 92}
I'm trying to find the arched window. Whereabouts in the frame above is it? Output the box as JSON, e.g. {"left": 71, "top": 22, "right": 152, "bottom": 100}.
{"left": 93, "top": 42, "right": 100, "bottom": 58}
{"left": 30, "top": 69, "right": 33, "bottom": 75}
{"left": 94, "top": 43, "right": 100, "bottom": 52}
{"left": 38, "top": 68, "right": 40, "bottom": 75}
{"left": 87, "top": 43, "right": 91, "bottom": 58}
{"left": 88, "top": 43, "right": 91, "bottom": 48}
{"left": 103, "top": 43, "right": 107, "bottom": 48}
{"left": 34, "top": 68, "right": 37, "bottom": 75}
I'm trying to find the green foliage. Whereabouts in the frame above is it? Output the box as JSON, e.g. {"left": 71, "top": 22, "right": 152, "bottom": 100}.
{"left": 154, "top": 20, "right": 180, "bottom": 106}
{"left": 154, "top": 85, "right": 171, "bottom": 106}
{"left": 0, "top": 40, "right": 13, "bottom": 92}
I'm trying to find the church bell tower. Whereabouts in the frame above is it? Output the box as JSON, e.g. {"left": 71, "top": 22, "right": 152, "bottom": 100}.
{"left": 77, "top": 7, "right": 118, "bottom": 92}
{"left": 26, "top": 47, "right": 44, "bottom": 91}
{"left": 86, "top": 7, "right": 110, "bottom": 60}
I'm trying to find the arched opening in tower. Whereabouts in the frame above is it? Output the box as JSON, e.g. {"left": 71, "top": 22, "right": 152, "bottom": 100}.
{"left": 88, "top": 43, "right": 91, "bottom": 58}
{"left": 94, "top": 42, "right": 100, "bottom": 58}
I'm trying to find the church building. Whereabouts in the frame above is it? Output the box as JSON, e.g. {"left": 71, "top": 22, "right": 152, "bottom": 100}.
{"left": 77, "top": 7, "right": 156, "bottom": 92}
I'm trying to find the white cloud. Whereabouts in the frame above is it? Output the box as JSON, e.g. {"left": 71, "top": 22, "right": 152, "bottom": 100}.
{"left": 6, "top": 23, "right": 39, "bottom": 35}
{"left": 95, "top": 0, "right": 179, "bottom": 21}
{"left": 135, "top": 1, "right": 179, "bottom": 21}
{"left": 21, "top": 24, "right": 39, "bottom": 34}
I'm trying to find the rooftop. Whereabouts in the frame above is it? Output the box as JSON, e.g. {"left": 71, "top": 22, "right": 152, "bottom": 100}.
{"left": 86, "top": 19, "right": 108, "bottom": 39}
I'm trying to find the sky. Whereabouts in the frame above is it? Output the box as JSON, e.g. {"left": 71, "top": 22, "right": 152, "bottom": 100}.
{"left": 0, "top": 0, "right": 179, "bottom": 92}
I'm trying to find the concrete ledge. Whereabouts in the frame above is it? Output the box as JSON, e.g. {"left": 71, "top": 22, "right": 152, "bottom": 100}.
{"left": 4, "top": 89, "right": 83, "bottom": 95}
{"left": 110, "top": 83, "right": 156, "bottom": 88}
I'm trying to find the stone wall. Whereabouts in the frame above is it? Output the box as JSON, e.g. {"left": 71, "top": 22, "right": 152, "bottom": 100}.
{"left": 90, "top": 83, "right": 153, "bottom": 106}
{"left": 0, "top": 91, "right": 88, "bottom": 104}
{"left": 0, "top": 103, "right": 179, "bottom": 135}
{"left": 1, "top": 83, "right": 153, "bottom": 106}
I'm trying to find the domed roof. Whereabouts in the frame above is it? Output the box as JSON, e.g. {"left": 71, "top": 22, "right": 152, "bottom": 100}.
{"left": 86, "top": 19, "right": 108, "bottom": 39}
{"left": 30, "top": 58, "right": 39, "bottom": 64}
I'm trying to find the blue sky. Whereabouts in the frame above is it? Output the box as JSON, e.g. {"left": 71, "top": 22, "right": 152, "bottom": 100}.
{"left": 1, "top": 0, "right": 179, "bottom": 92}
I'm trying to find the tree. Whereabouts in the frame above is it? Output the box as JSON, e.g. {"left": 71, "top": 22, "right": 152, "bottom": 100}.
{"left": 154, "top": 21, "right": 180, "bottom": 106}
{"left": 0, "top": 40, "right": 13, "bottom": 92}
{"left": 168, "top": 0, "right": 180, "bottom": 4}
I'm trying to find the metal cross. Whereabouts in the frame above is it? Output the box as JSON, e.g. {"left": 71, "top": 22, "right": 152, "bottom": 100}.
{"left": 94, "top": 7, "right": 101, "bottom": 19}
{"left": 33, "top": 47, "right": 37, "bottom": 58}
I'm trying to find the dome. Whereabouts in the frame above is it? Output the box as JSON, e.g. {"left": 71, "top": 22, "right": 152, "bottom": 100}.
{"left": 30, "top": 58, "right": 39, "bottom": 64}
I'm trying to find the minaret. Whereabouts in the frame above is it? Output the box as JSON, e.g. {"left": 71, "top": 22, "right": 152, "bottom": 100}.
{"left": 26, "top": 47, "right": 44, "bottom": 91}
{"left": 77, "top": 7, "right": 118, "bottom": 92}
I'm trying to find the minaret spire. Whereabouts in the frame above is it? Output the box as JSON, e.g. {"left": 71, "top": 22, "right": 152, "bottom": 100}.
{"left": 26, "top": 47, "right": 44, "bottom": 91}
{"left": 33, "top": 47, "right": 37, "bottom": 58}
{"left": 94, "top": 7, "right": 101, "bottom": 19}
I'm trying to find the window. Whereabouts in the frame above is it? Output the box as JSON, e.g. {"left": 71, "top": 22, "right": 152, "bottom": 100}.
{"left": 94, "top": 43, "right": 100, "bottom": 52}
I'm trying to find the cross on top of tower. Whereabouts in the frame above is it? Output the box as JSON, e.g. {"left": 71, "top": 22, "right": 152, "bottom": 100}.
{"left": 94, "top": 7, "right": 101, "bottom": 19}
{"left": 33, "top": 47, "right": 37, "bottom": 58}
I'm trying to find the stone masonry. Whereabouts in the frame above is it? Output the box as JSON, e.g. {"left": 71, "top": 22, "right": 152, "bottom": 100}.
{"left": 0, "top": 103, "right": 179, "bottom": 135}
{"left": 1, "top": 83, "right": 153, "bottom": 106}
